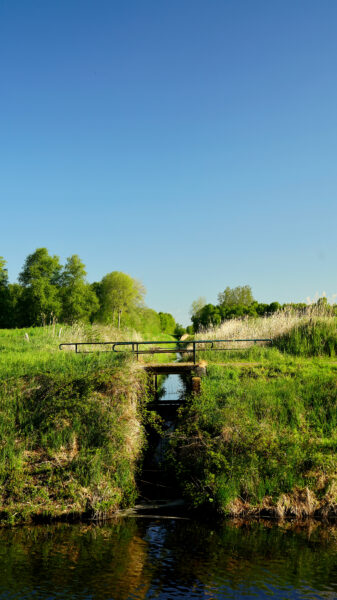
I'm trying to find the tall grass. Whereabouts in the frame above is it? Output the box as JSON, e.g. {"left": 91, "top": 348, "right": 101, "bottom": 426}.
{"left": 170, "top": 361, "right": 337, "bottom": 518}
{"left": 0, "top": 325, "right": 152, "bottom": 524}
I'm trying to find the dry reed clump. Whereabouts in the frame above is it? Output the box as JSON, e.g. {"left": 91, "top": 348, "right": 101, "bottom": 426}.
{"left": 276, "top": 488, "right": 318, "bottom": 519}
{"left": 196, "top": 307, "right": 336, "bottom": 347}
{"left": 115, "top": 361, "right": 146, "bottom": 460}
{"left": 59, "top": 323, "right": 143, "bottom": 345}
{"left": 227, "top": 485, "right": 337, "bottom": 520}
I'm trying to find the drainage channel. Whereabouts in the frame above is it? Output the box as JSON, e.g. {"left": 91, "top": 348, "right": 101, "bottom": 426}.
{"left": 134, "top": 368, "right": 188, "bottom": 518}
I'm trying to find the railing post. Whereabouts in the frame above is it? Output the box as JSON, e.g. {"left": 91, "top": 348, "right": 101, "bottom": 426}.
{"left": 136, "top": 343, "right": 139, "bottom": 361}
{"left": 193, "top": 342, "right": 196, "bottom": 364}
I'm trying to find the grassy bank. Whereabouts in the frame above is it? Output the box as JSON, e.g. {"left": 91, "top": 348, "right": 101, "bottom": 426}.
{"left": 0, "top": 324, "right": 155, "bottom": 525}
{"left": 170, "top": 314, "right": 337, "bottom": 519}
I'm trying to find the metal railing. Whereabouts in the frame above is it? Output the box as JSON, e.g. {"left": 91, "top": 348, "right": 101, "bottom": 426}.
{"left": 59, "top": 338, "right": 273, "bottom": 364}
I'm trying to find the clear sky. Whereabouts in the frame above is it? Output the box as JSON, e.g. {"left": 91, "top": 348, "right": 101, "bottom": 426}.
{"left": 1, "top": 0, "right": 337, "bottom": 324}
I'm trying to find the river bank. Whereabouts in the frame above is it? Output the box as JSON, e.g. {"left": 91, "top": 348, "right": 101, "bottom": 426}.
{"left": 169, "top": 316, "right": 337, "bottom": 519}
{"left": 0, "top": 324, "right": 155, "bottom": 525}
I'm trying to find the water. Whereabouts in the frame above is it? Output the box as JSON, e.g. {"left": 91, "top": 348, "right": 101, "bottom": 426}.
{"left": 0, "top": 518, "right": 336, "bottom": 599}
{"left": 142, "top": 371, "right": 185, "bottom": 466}
{"left": 159, "top": 373, "right": 185, "bottom": 403}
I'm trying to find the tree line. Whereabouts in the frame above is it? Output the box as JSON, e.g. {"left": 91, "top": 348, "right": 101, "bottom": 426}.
{"left": 190, "top": 285, "right": 336, "bottom": 332}
{"left": 0, "top": 248, "right": 178, "bottom": 335}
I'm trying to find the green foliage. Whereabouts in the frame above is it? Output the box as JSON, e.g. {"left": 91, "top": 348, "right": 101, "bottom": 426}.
{"left": 59, "top": 255, "right": 99, "bottom": 324}
{"left": 0, "top": 250, "right": 174, "bottom": 333}
{"left": 192, "top": 303, "right": 221, "bottom": 330}
{"left": 17, "top": 248, "right": 62, "bottom": 326}
{"left": 0, "top": 257, "right": 11, "bottom": 328}
{"left": 170, "top": 360, "right": 337, "bottom": 516}
{"left": 174, "top": 323, "right": 186, "bottom": 337}
{"left": 190, "top": 297, "right": 206, "bottom": 317}
{"left": 95, "top": 271, "right": 146, "bottom": 328}
{"left": 159, "top": 312, "right": 176, "bottom": 334}
{"left": 192, "top": 299, "right": 282, "bottom": 331}
{"left": 122, "top": 307, "right": 162, "bottom": 336}
{"left": 218, "top": 285, "right": 255, "bottom": 307}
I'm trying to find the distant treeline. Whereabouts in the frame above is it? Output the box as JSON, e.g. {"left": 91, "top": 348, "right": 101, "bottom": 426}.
{"left": 0, "top": 249, "right": 178, "bottom": 335}
{"left": 190, "top": 285, "right": 336, "bottom": 332}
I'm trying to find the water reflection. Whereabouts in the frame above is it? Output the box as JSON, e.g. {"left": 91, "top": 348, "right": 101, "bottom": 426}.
{"left": 0, "top": 519, "right": 336, "bottom": 599}
{"left": 159, "top": 374, "right": 185, "bottom": 402}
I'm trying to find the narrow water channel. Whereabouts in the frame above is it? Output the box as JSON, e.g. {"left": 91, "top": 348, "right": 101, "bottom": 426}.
{"left": 136, "top": 371, "right": 186, "bottom": 510}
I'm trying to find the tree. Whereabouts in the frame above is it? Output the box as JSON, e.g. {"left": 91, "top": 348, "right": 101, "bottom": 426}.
{"left": 8, "top": 283, "right": 23, "bottom": 327}
{"left": 174, "top": 323, "right": 186, "bottom": 337}
{"left": 97, "top": 271, "right": 146, "bottom": 328}
{"left": 191, "top": 303, "right": 221, "bottom": 331}
{"left": 0, "top": 257, "right": 12, "bottom": 328}
{"left": 18, "top": 248, "right": 62, "bottom": 326}
{"left": 159, "top": 312, "right": 176, "bottom": 334}
{"left": 59, "top": 255, "right": 99, "bottom": 324}
{"left": 218, "top": 285, "right": 255, "bottom": 307}
{"left": 189, "top": 296, "right": 206, "bottom": 317}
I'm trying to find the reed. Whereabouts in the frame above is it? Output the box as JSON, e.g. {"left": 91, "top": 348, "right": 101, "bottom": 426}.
{"left": 195, "top": 309, "right": 337, "bottom": 358}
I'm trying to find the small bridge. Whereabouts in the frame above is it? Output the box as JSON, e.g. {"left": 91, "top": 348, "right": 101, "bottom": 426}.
{"left": 59, "top": 338, "right": 272, "bottom": 366}
{"left": 59, "top": 338, "right": 272, "bottom": 395}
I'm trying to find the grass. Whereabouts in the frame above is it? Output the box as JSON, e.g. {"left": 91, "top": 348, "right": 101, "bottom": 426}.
{"left": 0, "top": 323, "right": 176, "bottom": 381}
{"left": 0, "top": 324, "right": 157, "bottom": 524}
{"left": 3, "top": 313, "right": 337, "bottom": 524}
{"left": 170, "top": 312, "right": 337, "bottom": 519}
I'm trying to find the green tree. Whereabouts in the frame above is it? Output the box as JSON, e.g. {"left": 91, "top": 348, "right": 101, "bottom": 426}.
{"left": 0, "top": 257, "right": 12, "bottom": 328}
{"left": 159, "top": 312, "right": 176, "bottom": 334}
{"left": 189, "top": 296, "right": 206, "bottom": 317}
{"left": 59, "top": 255, "right": 99, "bottom": 324}
{"left": 218, "top": 285, "right": 255, "bottom": 307}
{"left": 174, "top": 323, "right": 186, "bottom": 337}
{"left": 18, "top": 248, "right": 62, "bottom": 326}
{"left": 192, "top": 303, "right": 221, "bottom": 331}
{"left": 8, "top": 283, "right": 23, "bottom": 327}
{"left": 97, "top": 271, "right": 146, "bottom": 328}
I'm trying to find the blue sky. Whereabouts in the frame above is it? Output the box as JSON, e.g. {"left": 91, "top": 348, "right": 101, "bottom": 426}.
{"left": 1, "top": 0, "right": 337, "bottom": 324}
